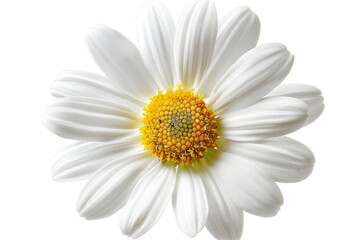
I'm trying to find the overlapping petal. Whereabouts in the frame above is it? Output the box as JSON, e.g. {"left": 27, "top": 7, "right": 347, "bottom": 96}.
{"left": 76, "top": 150, "right": 154, "bottom": 219}
{"left": 172, "top": 166, "right": 208, "bottom": 237}
{"left": 220, "top": 136, "right": 315, "bottom": 183}
{"left": 198, "top": 6, "right": 260, "bottom": 96}
{"left": 208, "top": 151, "right": 283, "bottom": 217}
{"left": 50, "top": 70, "right": 146, "bottom": 109}
{"left": 208, "top": 43, "right": 294, "bottom": 114}
{"left": 43, "top": 96, "right": 139, "bottom": 141}
{"left": 137, "top": 2, "right": 176, "bottom": 89}
{"left": 86, "top": 24, "right": 159, "bottom": 100}
{"left": 175, "top": 0, "right": 217, "bottom": 90}
{"left": 268, "top": 83, "right": 324, "bottom": 126}
{"left": 221, "top": 96, "right": 308, "bottom": 142}
{"left": 120, "top": 162, "right": 176, "bottom": 238}
{"left": 200, "top": 162, "right": 244, "bottom": 240}
{"left": 52, "top": 134, "right": 141, "bottom": 181}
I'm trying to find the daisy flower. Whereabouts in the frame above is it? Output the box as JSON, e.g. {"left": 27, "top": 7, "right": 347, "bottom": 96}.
{"left": 43, "top": 0, "right": 324, "bottom": 239}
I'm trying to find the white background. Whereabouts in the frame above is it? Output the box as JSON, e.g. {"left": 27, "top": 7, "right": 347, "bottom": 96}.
{"left": 0, "top": 0, "right": 359, "bottom": 239}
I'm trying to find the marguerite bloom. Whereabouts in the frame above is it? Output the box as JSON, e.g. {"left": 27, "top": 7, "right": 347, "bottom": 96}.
{"left": 43, "top": 0, "right": 324, "bottom": 239}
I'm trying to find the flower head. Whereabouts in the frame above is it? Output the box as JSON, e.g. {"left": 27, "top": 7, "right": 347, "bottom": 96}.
{"left": 44, "top": 0, "right": 324, "bottom": 239}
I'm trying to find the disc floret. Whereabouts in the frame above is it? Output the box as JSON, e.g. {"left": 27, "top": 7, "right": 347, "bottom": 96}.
{"left": 140, "top": 86, "right": 218, "bottom": 166}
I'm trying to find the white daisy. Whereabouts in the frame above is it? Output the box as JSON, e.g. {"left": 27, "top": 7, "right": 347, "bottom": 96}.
{"left": 43, "top": 0, "right": 324, "bottom": 239}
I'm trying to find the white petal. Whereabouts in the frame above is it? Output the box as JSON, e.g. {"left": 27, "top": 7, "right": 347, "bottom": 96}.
{"left": 86, "top": 24, "right": 159, "bottom": 100}
{"left": 198, "top": 6, "right": 260, "bottom": 96}
{"left": 200, "top": 162, "right": 244, "bottom": 240}
{"left": 268, "top": 83, "right": 324, "bottom": 126}
{"left": 51, "top": 134, "right": 141, "bottom": 181}
{"left": 208, "top": 151, "right": 283, "bottom": 217}
{"left": 172, "top": 166, "right": 208, "bottom": 237}
{"left": 120, "top": 162, "right": 176, "bottom": 238}
{"left": 137, "top": 2, "right": 176, "bottom": 90}
{"left": 50, "top": 70, "right": 146, "bottom": 109}
{"left": 43, "top": 96, "right": 139, "bottom": 141}
{"left": 175, "top": 0, "right": 217, "bottom": 90}
{"left": 209, "top": 43, "right": 294, "bottom": 114}
{"left": 77, "top": 150, "right": 154, "bottom": 219}
{"left": 222, "top": 96, "right": 308, "bottom": 142}
{"left": 221, "top": 136, "right": 315, "bottom": 183}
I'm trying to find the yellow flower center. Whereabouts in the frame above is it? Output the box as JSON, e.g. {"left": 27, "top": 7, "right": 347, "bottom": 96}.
{"left": 140, "top": 86, "right": 218, "bottom": 166}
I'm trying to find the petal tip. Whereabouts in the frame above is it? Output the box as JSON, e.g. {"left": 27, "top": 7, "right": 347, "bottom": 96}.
{"left": 50, "top": 167, "right": 62, "bottom": 182}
